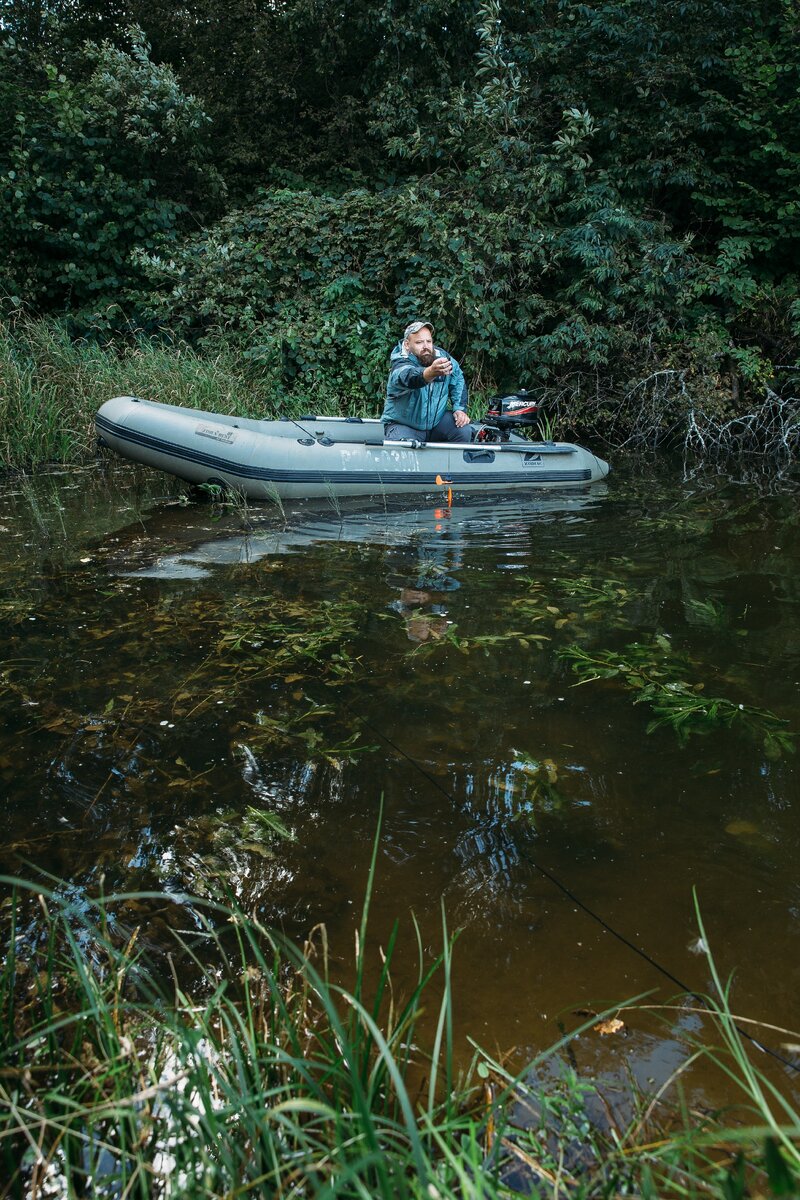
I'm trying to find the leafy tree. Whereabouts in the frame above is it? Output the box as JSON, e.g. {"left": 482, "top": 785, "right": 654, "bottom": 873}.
{"left": 18, "top": 0, "right": 400, "bottom": 191}
{"left": 688, "top": 1, "right": 800, "bottom": 377}
{"left": 140, "top": 96, "right": 695, "bottom": 422}
{"left": 0, "top": 28, "right": 222, "bottom": 319}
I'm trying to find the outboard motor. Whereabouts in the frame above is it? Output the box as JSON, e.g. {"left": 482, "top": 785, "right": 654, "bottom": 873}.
{"left": 475, "top": 390, "right": 541, "bottom": 442}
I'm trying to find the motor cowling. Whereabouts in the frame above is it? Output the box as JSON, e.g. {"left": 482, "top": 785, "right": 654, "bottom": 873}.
{"left": 475, "top": 390, "right": 540, "bottom": 441}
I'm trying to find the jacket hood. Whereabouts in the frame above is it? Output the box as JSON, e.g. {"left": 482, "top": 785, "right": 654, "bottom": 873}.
{"left": 390, "top": 341, "right": 414, "bottom": 366}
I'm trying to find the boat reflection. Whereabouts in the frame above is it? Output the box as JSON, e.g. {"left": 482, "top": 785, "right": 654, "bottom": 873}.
{"left": 101, "top": 487, "right": 610, "bottom": 578}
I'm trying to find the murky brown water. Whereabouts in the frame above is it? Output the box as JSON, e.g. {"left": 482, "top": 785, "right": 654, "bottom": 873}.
{"left": 1, "top": 458, "right": 798, "bottom": 1105}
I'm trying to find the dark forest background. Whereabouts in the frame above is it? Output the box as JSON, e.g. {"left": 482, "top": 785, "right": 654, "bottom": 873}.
{"left": 1, "top": 0, "right": 798, "bottom": 447}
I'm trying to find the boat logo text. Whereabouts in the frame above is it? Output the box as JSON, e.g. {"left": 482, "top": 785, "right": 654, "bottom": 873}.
{"left": 196, "top": 425, "right": 237, "bottom": 444}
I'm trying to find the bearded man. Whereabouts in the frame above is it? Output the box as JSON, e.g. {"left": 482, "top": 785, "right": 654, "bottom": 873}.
{"left": 382, "top": 320, "right": 471, "bottom": 442}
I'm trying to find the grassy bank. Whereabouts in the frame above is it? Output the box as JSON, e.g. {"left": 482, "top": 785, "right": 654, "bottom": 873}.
{"left": 0, "top": 318, "right": 349, "bottom": 471}
{"left": 1, "top": 315, "right": 798, "bottom": 472}
{"left": 2, "top": 871, "right": 799, "bottom": 1199}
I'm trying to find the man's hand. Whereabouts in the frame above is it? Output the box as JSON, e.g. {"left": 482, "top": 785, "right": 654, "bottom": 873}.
{"left": 453, "top": 409, "right": 470, "bottom": 428}
{"left": 422, "top": 356, "right": 452, "bottom": 382}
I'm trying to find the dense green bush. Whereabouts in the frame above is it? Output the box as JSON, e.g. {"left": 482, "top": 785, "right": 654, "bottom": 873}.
{"left": 0, "top": 29, "right": 222, "bottom": 323}
{"left": 1, "top": 0, "right": 797, "bottom": 450}
{"left": 142, "top": 110, "right": 697, "bottom": 420}
{"left": 126, "top": 0, "right": 799, "bottom": 441}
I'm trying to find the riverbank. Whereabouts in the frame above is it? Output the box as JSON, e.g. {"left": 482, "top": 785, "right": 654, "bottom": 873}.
{"left": 2, "top": 316, "right": 798, "bottom": 472}
{"left": 2, "top": 875, "right": 799, "bottom": 1199}
{"left": 0, "top": 318, "right": 347, "bottom": 470}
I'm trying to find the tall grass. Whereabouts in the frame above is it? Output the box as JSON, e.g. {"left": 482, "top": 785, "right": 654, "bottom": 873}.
{"left": 0, "top": 316, "right": 368, "bottom": 470}
{"left": 1, "top": 870, "right": 799, "bottom": 1199}
{"left": 0, "top": 869, "right": 486, "bottom": 1200}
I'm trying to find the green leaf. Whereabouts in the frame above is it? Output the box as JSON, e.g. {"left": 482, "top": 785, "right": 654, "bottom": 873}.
{"left": 763, "top": 1137, "right": 797, "bottom": 1196}
{"left": 243, "top": 806, "right": 295, "bottom": 842}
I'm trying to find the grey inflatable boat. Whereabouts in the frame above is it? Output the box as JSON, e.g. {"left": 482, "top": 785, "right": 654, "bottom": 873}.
{"left": 95, "top": 395, "right": 610, "bottom": 500}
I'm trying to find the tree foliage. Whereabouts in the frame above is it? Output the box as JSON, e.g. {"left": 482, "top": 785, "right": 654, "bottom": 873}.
{"left": 141, "top": 107, "right": 696, "bottom": 419}
{"left": 0, "top": 0, "right": 797, "bottom": 443}
{"left": 0, "top": 26, "right": 222, "bottom": 319}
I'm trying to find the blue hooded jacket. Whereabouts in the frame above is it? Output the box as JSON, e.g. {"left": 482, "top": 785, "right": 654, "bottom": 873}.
{"left": 382, "top": 341, "right": 467, "bottom": 432}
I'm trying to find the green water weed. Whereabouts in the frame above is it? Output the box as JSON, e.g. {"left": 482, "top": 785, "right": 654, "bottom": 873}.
{"left": 560, "top": 638, "right": 795, "bottom": 756}
{"left": 507, "top": 754, "right": 565, "bottom": 818}
{"left": 243, "top": 805, "right": 295, "bottom": 843}
{"left": 684, "top": 596, "right": 729, "bottom": 630}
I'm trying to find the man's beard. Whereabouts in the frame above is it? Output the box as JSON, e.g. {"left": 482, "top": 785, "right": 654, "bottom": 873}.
{"left": 417, "top": 348, "right": 435, "bottom": 366}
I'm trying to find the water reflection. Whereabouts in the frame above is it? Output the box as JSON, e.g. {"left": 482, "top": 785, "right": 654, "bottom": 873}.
{"left": 1, "top": 464, "right": 798, "bottom": 1102}
{"left": 100, "top": 487, "right": 609, "bottom": 577}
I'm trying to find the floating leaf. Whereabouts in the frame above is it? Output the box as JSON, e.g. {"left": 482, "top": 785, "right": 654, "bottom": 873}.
{"left": 594, "top": 1017, "right": 625, "bottom": 1036}
{"left": 244, "top": 806, "right": 295, "bottom": 843}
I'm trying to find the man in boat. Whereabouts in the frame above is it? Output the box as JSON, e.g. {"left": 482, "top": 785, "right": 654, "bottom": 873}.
{"left": 382, "top": 320, "right": 472, "bottom": 442}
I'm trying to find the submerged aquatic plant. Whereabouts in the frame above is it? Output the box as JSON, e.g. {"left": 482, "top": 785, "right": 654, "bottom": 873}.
{"left": 0, "top": 584, "right": 378, "bottom": 799}
{"left": 684, "top": 596, "right": 729, "bottom": 630}
{"left": 198, "top": 481, "right": 255, "bottom": 528}
{"left": 560, "top": 637, "right": 795, "bottom": 757}
{"left": 499, "top": 753, "right": 566, "bottom": 829}
{"left": 216, "top": 597, "right": 364, "bottom": 675}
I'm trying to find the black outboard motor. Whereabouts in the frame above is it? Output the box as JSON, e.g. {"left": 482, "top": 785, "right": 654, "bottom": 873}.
{"left": 475, "top": 390, "right": 541, "bottom": 442}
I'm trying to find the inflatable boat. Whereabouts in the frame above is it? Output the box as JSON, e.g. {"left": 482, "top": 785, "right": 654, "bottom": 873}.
{"left": 95, "top": 395, "right": 610, "bottom": 500}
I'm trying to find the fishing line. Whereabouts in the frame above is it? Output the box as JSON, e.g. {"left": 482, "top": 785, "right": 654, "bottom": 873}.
{"left": 343, "top": 698, "right": 800, "bottom": 1076}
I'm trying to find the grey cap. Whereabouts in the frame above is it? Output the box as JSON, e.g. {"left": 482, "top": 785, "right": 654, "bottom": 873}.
{"left": 403, "top": 320, "right": 434, "bottom": 339}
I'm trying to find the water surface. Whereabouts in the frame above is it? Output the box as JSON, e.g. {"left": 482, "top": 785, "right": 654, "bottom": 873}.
{"left": 1, "top": 459, "right": 798, "bottom": 1104}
